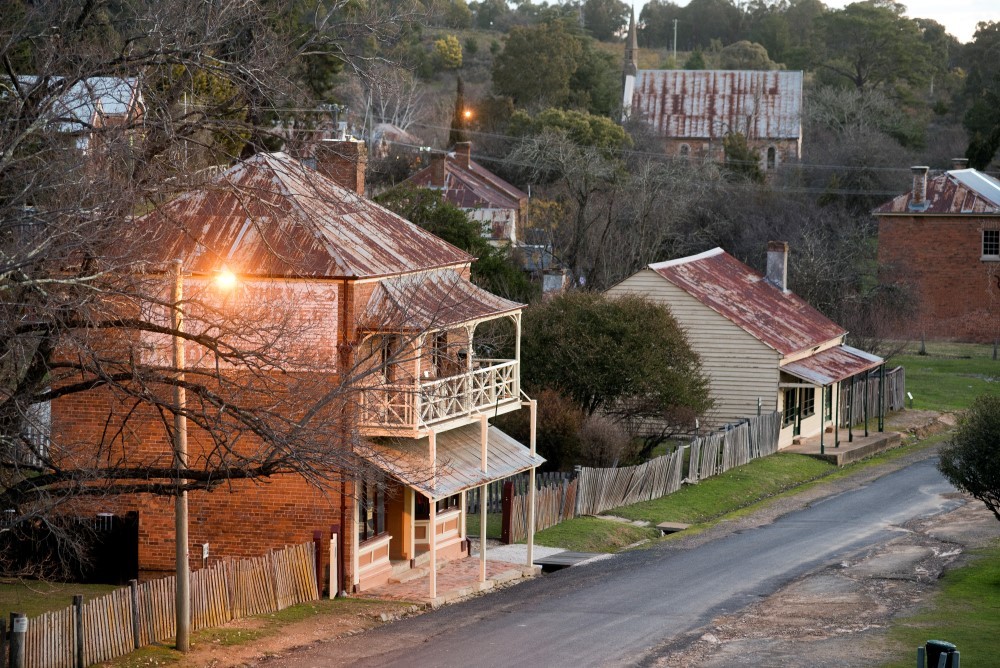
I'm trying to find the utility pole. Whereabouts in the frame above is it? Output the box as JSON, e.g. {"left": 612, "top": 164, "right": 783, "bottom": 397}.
{"left": 673, "top": 19, "right": 678, "bottom": 64}
{"left": 172, "top": 260, "right": 190, "bottom": 653}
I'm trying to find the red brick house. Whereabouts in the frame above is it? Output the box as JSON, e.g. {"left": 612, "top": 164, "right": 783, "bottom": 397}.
{"left": 50, "top": 144, "right": 542, "bottom": 596}
{"left": 406, "top": 141, "right": 527, "bottom": 245}
{"left": 874, "top": 162, "right": 1000, "bottom": 342}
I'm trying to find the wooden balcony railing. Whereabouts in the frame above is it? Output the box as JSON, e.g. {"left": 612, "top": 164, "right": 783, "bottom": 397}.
{"left": 359, "top": 359, "right": 519, "bottom": 433}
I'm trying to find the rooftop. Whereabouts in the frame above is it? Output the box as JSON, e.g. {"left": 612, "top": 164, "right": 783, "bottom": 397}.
{"left": 873, "top": 168, "right": 1000, "bottom": 215}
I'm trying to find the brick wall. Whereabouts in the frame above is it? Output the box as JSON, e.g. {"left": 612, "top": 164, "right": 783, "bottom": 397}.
{"left": 877, "top": 215, "right": 1000, "bottom": 342}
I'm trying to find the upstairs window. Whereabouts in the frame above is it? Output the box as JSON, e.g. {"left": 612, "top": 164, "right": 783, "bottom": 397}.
{"left": 984, "top": 230, "right": 1000, "bottom": 260}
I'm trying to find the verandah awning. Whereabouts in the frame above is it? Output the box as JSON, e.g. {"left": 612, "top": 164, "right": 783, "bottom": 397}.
{"left": 359, "top": 423, "right": 545, "bottom": 500}
{"left": 780, "top": 345, "right": 883, "bottom": 386}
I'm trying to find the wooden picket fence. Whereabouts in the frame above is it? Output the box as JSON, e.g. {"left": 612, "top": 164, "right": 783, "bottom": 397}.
{"left": 575, "top": 445, "right": 686, "bottom": 517}
{"left": 838, "top": 366, "right": 905, "bottom": 427}
{"left": 20, "top": 542, "right": 318, "bottom": 668}
{"left": 687, "top": 411, "right": 783, "bottom": 483}
{"left": 506, "top": 478, "right": 578, "bottom": 543}
{"left": 467, "top": 471, "right": 573, "bottom": 515}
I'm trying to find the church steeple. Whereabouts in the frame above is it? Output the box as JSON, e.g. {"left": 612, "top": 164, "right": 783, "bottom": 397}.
{"left": 624, "top": 7, "right": 638, "bottom": 81}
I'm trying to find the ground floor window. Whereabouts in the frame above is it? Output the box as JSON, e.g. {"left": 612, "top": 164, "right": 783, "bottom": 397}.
{"left": 824, "top": 386, "right": 833, "bottom": 420}
{"left": 358, "top": 481, "right": 386, "bottom": 544}
{"left": 415, "top": 493, "right": 460, "bottom": 520}
{"left": 984, "top": 229, "right": 1000, "bottom": 259}
{"left": 782, "top": 388, "right": 798, "bottom": 427}
{"left": 802, "top": 387, "right": 816, "bottom": 417}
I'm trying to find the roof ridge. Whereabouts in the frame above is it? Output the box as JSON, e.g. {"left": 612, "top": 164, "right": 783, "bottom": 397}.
{"left": 649, "top": 247, "right": 724, "bottom": 270}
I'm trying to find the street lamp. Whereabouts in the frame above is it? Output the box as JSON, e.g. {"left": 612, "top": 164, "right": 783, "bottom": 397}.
{"left": 170, "top": 259, "right": 190, "bottom": 652}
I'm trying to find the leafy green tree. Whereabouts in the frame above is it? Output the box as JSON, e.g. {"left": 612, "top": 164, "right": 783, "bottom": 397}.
{"left": 939, "top": 394, "right": 1000, "bottom": 521}
{"left": 722, "top": 132, "right": 765, "bottom": 183}
{"left": 568, "top": 40, "right": 621, "bottom": 116}
{"left": 492, "top": 21, "right": 584, "bottom": 108}
{"left": 684, "top": 48, "right": 706, "bottom": 69}
{"left": 718, "top": 40, "right": 778, "bottom": 70}
{"left": 510, "top": 108, "right": 632, "bottom": 151}
{"left": 961, "top": 22, "right": 1000, "bottom": 169}
{"left": 433, "top": 34, "right": 463, "bottom": 70}
{"left": 682, "top": 0, "right": 742, "bottom": 50}
{"left": 582, "top": 0, "right": 630, "bottom": 42}
{"left": 470, "top": 0, "right": 514, "bottom": 30}
{"left": 639, "top": 0, "right": 684, "bottom": 49}
{"left": 815, "top": 1, "right": 934, "bottom": 90}
{"left": 520, "top": 292, "right": 712, "bottom": 435}
{"left": 449, "top": 76, "right": 469, "bottom": 145}
{"left": 374, "top": 187, "right": 537, "bottom": 303}
{"left": 443, "top": 0, "right": 473, "bottom": 28}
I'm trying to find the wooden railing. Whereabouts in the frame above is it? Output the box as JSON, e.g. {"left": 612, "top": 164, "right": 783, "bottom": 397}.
{"left": 359, "top": 359, "right": 519, "bottom": 432}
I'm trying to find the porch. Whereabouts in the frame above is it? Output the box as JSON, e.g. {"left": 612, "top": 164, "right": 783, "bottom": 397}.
{"left": 784, "top": 429, "right": 903, "bottom": 466}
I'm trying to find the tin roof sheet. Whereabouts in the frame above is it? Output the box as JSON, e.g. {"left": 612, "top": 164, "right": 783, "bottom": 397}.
{"left": 409, "top": 157, "right": 526, "bottom": 212}
{"left": 132, "top": 152, "right": 472, "bottom": 279}
{"left": 630, "top": 70, "right": 802, "bottom": 140}
{"left": 359, "top": 269, "right": 522, "bottom": 331}
{"left": 780, "top": 345, "right": 883, "bottom": 386}
{"left": 361, "top": 424, "right": 544, "bottom": 499}
{"left": 649, "top": 248, "right": 845, "bottom": 355}
{"left": 873, "top": 169, "right": 1000, "bottom": 215}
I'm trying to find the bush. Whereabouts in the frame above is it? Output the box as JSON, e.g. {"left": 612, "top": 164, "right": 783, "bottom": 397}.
{"left": 494, "top": 389, "right": 583, "bottom": 471}
{"left": 939, "top": 394, "right": 1000, "bottom": 521}
{"left": 578, "top": 415, "right": 636, "bottom": 468}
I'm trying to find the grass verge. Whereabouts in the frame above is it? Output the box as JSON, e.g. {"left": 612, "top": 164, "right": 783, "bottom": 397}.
{"left": 1, "top": 580, "right": 119, "bottom": 619}
{"left": 894, "top": 340, "right": 999, "bottom": 412}
{"left": 883, "top": 540, "right": 1000, "bottom": 667}
{"left": 534, "top": 516, "right": 661, "bottom": 553}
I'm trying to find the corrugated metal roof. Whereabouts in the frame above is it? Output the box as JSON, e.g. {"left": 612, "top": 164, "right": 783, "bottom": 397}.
{"left": 649, "top": 248, "right": 845, "bottom": 355}
{"left": 780, "top": 345, "right": 883, "bottom": 386}
{"left": 630, "top": 70, "right": 802, "bottom": 140}
{"left": 359, "top": 269, "right": 522, "bottom": 331}
{"left": 132, "top": 152, "right": 472, "bottom": 279}
{"left": 409, "top": 157, "right": 526, "bottom": 212}
{"left": 873, "top": 169, "right": 1000, "bottom": 215}
{"left": 361, "top": 424, "right": 544, "bottom": 499}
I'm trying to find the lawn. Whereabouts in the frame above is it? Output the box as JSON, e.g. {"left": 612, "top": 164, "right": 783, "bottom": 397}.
{"left": 533, "top": 516, "right": 660, "bottom": 553}
{"left": 0, "top": 579, "right": 119, "bottom": 620}
{"left": 883, "top": 541, "right": 1000, "bottom": 667}
{"left": 894, "top": 340, "right": 1000, "bottom": 412}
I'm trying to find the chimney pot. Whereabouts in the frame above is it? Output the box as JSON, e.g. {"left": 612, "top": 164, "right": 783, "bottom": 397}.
{"left": 910, "top": 166, "right": 929, "bottom": 207}
{"left": 951, "top": 158, "right": 969, "bottom": 170}
{"left": 766, "top": 241, "right": 789, "bottom": 293}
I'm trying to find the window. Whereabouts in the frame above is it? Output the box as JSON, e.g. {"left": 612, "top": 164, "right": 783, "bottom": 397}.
{"left": 679, "top": 144, "right": 690, "bottom": 159}
{"left": 358, "top": 481, "right": 385, "bottom": 544}
{"left": 380, "top": 335, "right": 399, "bottom": 382}
{"left": 824, "top": 386, "right": 833, "bottom": 420}
{"left": 782, "top": 388, "right": 797, "bottom": 427}
{"left": 431, "top": 332, "right": 448, "bottom": 377}
{"left": 984, "top": 230, "right": 1000, "bottom": 259}
{"left": 802, "top": 387, "right": 816, "bottom": 417}
{"left": 415, "top": 494, "right": 460, "bottom": 520}
{"left": 766, "top": 146, "right": 776, "bottom": 170}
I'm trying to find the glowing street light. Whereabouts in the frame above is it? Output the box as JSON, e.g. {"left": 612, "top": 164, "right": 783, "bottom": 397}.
{"left": 215, "top": 267, "right": 237, "bottom": 292}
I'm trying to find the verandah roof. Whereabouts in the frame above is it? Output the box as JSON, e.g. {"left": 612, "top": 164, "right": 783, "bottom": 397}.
{"left": 360, "top": 423, "right": 544, "bottom": 500}
{"left": 780, "top": 345, "right": 883, "bottom": 386}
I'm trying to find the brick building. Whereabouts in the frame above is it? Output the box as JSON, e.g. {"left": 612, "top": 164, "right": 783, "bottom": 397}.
{"left": 51, "top": 144, "right": 542, "bottom": 595}
{"left": 874, "top": 162, "right": 1000, "bottom": 342}
{"left": 621, "top": 15, "right": 802, "bottom": 171}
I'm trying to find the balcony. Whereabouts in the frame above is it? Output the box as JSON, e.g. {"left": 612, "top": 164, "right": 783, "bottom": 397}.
{"left": 359, "top": 359, "right": 520, "bottom": 436}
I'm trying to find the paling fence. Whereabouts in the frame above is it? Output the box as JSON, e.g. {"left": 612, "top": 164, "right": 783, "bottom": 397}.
{"left": 467, "top": 471, "right": 573, "bottom": 515}
{"left": 19, "top": 542, "right": 318, "bottom": 668}
{"left": 838, "top": 366, "right": 905, "bottom": 428}
{"left": 687, "top": 411, "right": 783, "bottom": 483}
{"left": 505, "top": 477, "right": 579, "bottom": 544}
{"left": 575, "top": 447, "right": 687, "bottom": 517}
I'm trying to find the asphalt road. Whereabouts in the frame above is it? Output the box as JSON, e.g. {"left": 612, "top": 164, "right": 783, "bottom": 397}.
{"left": 265, "top": 456, "right": 959, "bottom": 668}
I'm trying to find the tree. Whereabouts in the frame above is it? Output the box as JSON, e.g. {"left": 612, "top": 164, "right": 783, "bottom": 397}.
{"left": 449, "top": 76, "right": 469, "bottom": 145}
{"left": 718, "top": 41, "right": 779, "bottom": 70}
{"left": 492, "top": 21, "right": 584, "bottom": 109}
{"left": 433, "top": 34, "right": 463, "bottom": 70}
{"left": 939, "top": 394, "right": 1000, "bottom": 521}
{"left": 961, "top": 22, "right": 1000, "bottom": 168}
{"left": 639, "top": 0, "right": 684, "bottom": 49}
{"left": 520, "top": 292, "right": 712, "bottom": 443}
{"left": 0, "top": 0, "right": 424, "bottom": 575}
{"left": 815, "top": 2, "right": 935, "bottom": 90}
{"left": 582, "top": 0, "right": 630, "bottom": 42}
{"left": 722, "top": 132, "right": 765, "bottom": 183}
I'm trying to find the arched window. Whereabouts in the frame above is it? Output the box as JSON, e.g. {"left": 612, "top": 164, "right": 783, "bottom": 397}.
{"left": 679, "top": 144, "right": 690, "bottom": 159}
{"left": 766, "top": 146, "right": 777, "bottom": 170}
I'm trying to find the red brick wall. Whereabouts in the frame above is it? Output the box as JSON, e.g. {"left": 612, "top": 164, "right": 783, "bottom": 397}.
{"left": 877, "top": 215, "right": 1000, "bottom": 342}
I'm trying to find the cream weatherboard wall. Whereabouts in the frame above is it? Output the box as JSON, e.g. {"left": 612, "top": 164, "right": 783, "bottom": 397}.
{"left": 606, "top": 269, "right": 782, "bottom": 431}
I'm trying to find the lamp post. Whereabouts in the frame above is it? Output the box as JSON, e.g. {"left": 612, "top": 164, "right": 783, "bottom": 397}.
{"left": 171, "top": 260, "right": 190, "bottom": 652}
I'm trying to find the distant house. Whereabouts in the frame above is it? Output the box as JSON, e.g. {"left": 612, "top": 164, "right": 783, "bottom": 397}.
{"left": 606, "top": 243, "right": 885, "bottom": 448}
{"left": 406, "top": 141, "right": 527, "bottom": 245}
{"left": 874, "top": 161, "right": 1000, "bottom": 342}
{"left": 3, "top": 76, "right": 144, "bottom": 154}
{"left": 621, "top": 16, "right": 802, "bottom": 170}
{"left": 370, "top": 122, "right": 422, "bottom": 158}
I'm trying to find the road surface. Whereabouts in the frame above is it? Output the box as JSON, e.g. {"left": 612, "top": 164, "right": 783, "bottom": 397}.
{"left": 263, "top": 456, "right": 958, "bottom": 667}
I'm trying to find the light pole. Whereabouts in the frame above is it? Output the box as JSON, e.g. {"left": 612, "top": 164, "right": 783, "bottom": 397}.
{"left": 171, "top": 259, "right": 190, "bottom": 652}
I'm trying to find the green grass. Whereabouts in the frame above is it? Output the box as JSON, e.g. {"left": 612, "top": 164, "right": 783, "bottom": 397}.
{"left": 894, "top": 341, "right": 1000, "bottom": 412}
{"left": 0, "top": 580, "right": 119, "bottom": 619}
{"left": 465, "top": 512, "right": 503, "bottom": 540}
{"left": 612, "top": 453, "right": 836, "bottom": 525}
{"left": 533, "top": 516, "right": 661, "bottom": 553}
{"left": 883, "top": 541, "right": 1000, "bottom": 667}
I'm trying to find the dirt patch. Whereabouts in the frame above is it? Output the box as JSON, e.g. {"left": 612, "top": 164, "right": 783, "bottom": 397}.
{"left": 886, "top": 409, "right": 955, "bottom": 440}
{"left": 648, "top": 499, "right": 1000, "bottom": 668}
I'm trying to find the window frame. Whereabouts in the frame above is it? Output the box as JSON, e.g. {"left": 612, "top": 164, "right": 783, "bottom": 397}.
{"left": 801, "top": 387, "right": 816, "bottom": 418}
{"left": 983, "top": 229, "right": 1000, "bottom": 261}
{"left": 782, "top": 388, "right": 797, "bottom": 427}
{"left": 358, "top": 480, "right": 386, "bottom": 545}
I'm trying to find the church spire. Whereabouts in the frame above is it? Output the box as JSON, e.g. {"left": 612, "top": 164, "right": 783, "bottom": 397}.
{"left": 623, "top": 7, "right": 638, "bottom": 83}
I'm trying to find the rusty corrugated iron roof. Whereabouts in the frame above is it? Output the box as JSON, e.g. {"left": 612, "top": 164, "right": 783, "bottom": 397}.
{"left": 873, "top": 169, "right": 1000, "bottom": 215}
{"left": 780, "top": 345, "right": 882, "bottom": 385}
{"left": 408, "top": 156, "right": 526, "bottom": 211}
{"left": 132, "top": 152, "right": 472, "bottom": 279}
{"left": 630, "top": 70, "right": 802, "bottom": 141}
{"left": 649, "top": 248, "right": 844, "bottom": 356}
{"left": 359, "top": 269, "right": 522, "bottom": 331}
{"left": 361, "top": 424, "right": 544, "bottom": 499}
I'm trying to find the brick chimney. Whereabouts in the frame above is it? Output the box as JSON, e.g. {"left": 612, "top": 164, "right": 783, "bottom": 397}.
{"left": 951, "top": 157, "right": 969, "bottom": 170}
{"left": 765, "top": 241, "right": 789, "bottom": 293}
{"left": 315, "top": 139, "right": 367, "bottom": 196}
{"left": 910, "top": 166, "right": 929, "bottom": 208}
{"left": 454, "top": 141, "right": 471, "bottom": 170}
{"left": 430, "top": 152, "right": 446, "bottom": 187}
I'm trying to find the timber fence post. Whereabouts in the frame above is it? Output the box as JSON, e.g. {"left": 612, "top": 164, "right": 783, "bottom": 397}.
{"left": 73, "top": 595, "right": 83, "bottom": 668}
{"left": 8, "top": 614, "right": 25, "bottom": 668}
{"left": 500, "top": 480, "right": 514, "bottom": 544}
{"left": 130, "top": 580, "right": 141, "bottom": 650}
{"left": 1, "top": 617, "right": 7, "bottom": 668}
